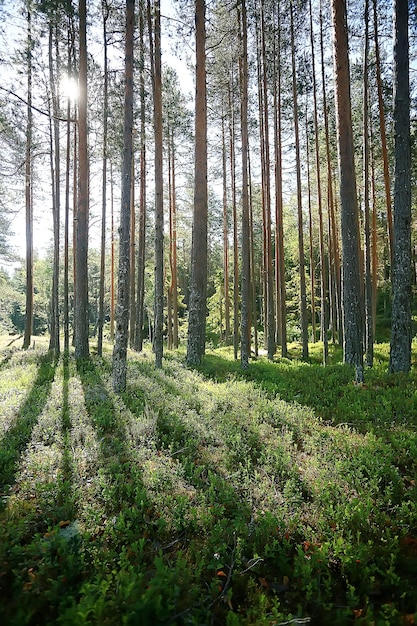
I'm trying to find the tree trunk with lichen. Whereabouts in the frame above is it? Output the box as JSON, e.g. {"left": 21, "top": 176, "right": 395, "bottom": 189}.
{"left": 112, "top": 0, "right": 135, "bottom": 391}
{"left": 389, "top": 0, "right": 411, "bottom": 374}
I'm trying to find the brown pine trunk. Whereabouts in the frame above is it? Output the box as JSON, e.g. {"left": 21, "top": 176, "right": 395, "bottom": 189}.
{"left": 187, "top": 0, "right": 208, "bottom": 366}
{"left": 75, "top": 0, "right": 90, "bottom": 359}
{"left": 331, "top": 0, "right": 364, "bottom": 383}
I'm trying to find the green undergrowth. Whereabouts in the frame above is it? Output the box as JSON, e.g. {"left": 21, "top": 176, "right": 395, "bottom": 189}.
{"left": 0, "top": 338, "right": 416, "bottom": 625}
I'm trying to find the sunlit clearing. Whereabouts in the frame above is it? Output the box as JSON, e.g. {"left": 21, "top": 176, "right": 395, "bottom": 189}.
{"left": 60, "top": 74, "right": 78, "bottom": 101}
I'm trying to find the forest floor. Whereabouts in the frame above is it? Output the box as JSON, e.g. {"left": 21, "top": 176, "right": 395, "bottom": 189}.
{"left": 0, "top": 336, "right": 416, "bottom": 625}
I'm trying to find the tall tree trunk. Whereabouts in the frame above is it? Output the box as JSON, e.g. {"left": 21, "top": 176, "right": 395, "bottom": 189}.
{"left": 248, "top": 150, "right": 259, "bottom": 356}
{"left": 74, "top": 0, "right": 90, "bottom": 359}
{"left": 48, "top": 25, "right": 60, "bottom": 355}
{"left": 331, "top": 0, "right": 364, "bottom": 383}
{"left": 290, "top": 0, "right": 308, "bottom": 359}
{"left": 273, "top": 5, "right": 287, "bottom": 357}
{"left": 305, "top": 106, "right": 316, "bottom": 343}
{"left": 320, "top": 0, "right": 342, "bottom": 346}
{"left": 257, "top": 1, "right": 275, "bottom": 359}
{"left": 97, "top": 0, "right": 109, "bottom": 357}
{"left": 229, "top": 82, "right": 239, "bottom": 360}
{"left": 363, "top": 0, "right": 373, "bottom": 367}
{"left": 187, "top": 0, "right": 208, "bottom": 366}
{"left": 310, "top": 0, "right": 328, "bottom": 363}
{"left": 129, "top": 152, "right": 136, "bottom": 347}
{"left": 373, "top": 0, "right": 393, "bottom": 268}
{"left": 112, "top": 0, "right": 135, "bottom": 391}
{"left": 239, "top": 0, "right": 251, "bottom": 369}
{"left": 135, "top": 1, "right": 146, "bottom": 352}
{"left": 221, "top": 110, "right": 230, "bottom": 345}
{"left": 389, "top": 0, "right": 411, "bottom": 374}
{"left": 110, "top": 161, "right": 115, "bottom": 342}
{"left": 170, "top": 129, "right": 179, "bottom": 348}
{"left": 23, "top": 2, "right": 33, "bottom": 350}
{"left": 152, "top": 0, "right": 164, "bottom": 368}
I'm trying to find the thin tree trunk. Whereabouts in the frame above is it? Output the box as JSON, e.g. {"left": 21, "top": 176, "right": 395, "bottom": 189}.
{"left": 229, "top": 82, "right": 239, "bottom": 360}
{"left": 273, "top": 6, "right": 287, "bottom": 357}
{"left": 310, "top": 0, "right": 328, "bottom": 363}
{"left": 248, "top": 150, "right": 258, "bottom": 356}
{"left": 239, "top": 0, "right": 250, "bottom": 369}
{"left": 257, "top": 2, "right": 275, "bottom": 359}
{"left": 305, "top": 106, "right": 316, "bottom": 343}
{"left": 389, "top": 0, "right": 411, "bottom": 374}
{"left": 135, "top": 1, "right": 146, "bottom": 352}
{"left": 112, "top": 0, "right": 135, "bottom": 391}
{"left": 221, "top": 110, "right": 230, "bottom": 345}
{"left": 170, "top": 129, "right": 179, "bottom": 348}
{"left": 64, "top": 94, "right": 71, "bottom": 353}
{"left": 320, "top": 0, "right": 342, "bottom": 346}
{"left": 187, "top": 0, "right": 208, "bottom": 366}
{"left": 97, "top": 0, "right": 109, "bottom": 357}
{"left": 290, "top": 0, "right": 308, "bottom": 359}
{"left": 110, "top": 161, "right": 115, "bottom": 342}
{"left": 370, "top": 117, "right": 378, "bottom": 338}
{"left": 23, "top": 2, "right": 33, "bottom": 351}
{"left": 373, "top": 0, "right": 393, "bottom": 268}
{"left": 363, "top": 0, "right": 373, "bottom": 367}
{"left": 48, "top": 26, "right": 60, "bottom": 355}
{"left": 75, "top": 0, "right": 90, "bottom": 359}
{"left": 149, "top": 0, "right": 164, "bottom": 368}
{"left": 129, "top": 152, "right": 136, "bottom": 347}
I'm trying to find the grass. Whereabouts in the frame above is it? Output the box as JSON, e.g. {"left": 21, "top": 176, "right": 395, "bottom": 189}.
{"left": 0, "top": 336, "right": 416, "bottom": 625}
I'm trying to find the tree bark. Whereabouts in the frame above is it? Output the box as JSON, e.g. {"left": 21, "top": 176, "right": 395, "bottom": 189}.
{"left": 97, "top": 0, "right": 109, "bottom": 357}
{"left": 135, "top": 1, "right": 146, "bottom": 352}
{"left": 112, "top": 0, "right": 135, "bottom": 391}
{"left": 23, "top": 2, "right": 33, "bottom": 351}
{"left": 331, "top": 0, "right": 364, "bottom": 383}
{"left": 74, "top": 0, "right": 90, "bottom": 359}
{"left": 273, "top": 4, "right": 287, "bottom": 357}
{"left": 239, "top": 0, "right": 250, "bottom": 370}
{"left": 290, "top": 0, "right": 308, "bottom": 360}
{"left": 152, "top": 0, "right": 164, "bottom": 369}
{"left": 187, "top": 0, "right": 208, "bottom": 366}
{"left": 310, "top": 0, "right": 328, "bottom": 363}
{"left": 363, "top": 0, "right": 373, "bottom": 367}
{"left": 389, "top": 0, "right": 411, "bottom": 374}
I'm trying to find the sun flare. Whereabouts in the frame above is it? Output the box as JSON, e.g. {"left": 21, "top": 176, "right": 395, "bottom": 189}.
{"left": 60, "top": 74, "right": 78, "bottom": 100}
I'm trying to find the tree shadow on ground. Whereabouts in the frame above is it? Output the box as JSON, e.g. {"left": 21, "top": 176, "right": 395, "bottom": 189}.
{"left": 0, "top": 351, "right": 57, "bottom": 502}
{"left": 76, "top": 357, "right": 148, "bottom": 516}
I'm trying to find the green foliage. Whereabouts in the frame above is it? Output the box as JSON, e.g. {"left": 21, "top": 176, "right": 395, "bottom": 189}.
{"left": 0, "top": 340, "right": 416, "bottom": 624}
